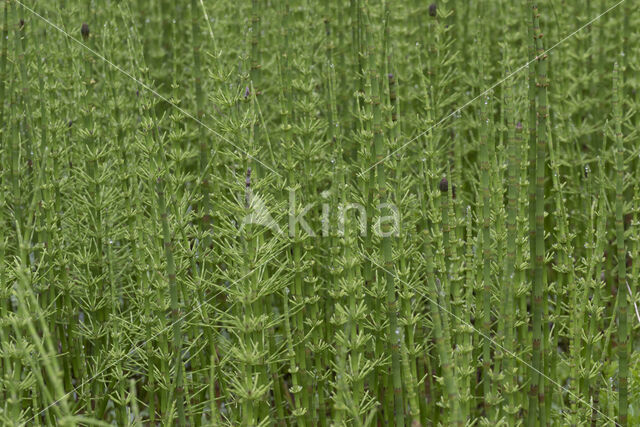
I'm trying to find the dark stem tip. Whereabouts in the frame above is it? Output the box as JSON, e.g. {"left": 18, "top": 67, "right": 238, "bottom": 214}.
{"left": 439, "top": 177, "right": 448, "bottom": 193}
{"left": 428, "top": 3, "right": 437, "bottom": 17}
{"left": 81, "top": 23, "right": 90, "bottom": 41}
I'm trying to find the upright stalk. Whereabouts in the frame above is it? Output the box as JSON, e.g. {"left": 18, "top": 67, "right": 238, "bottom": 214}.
{"left": 613, "top": 62, "right": 628, "bottom": 427}
{"left": 156, "top": 173, "right": 185, "bottom": 425}
{"left": 528, "top": 2, "right": 549, "bottom": 424}
{"left": 364, "top": 8, "right": 404, "bottom": 426}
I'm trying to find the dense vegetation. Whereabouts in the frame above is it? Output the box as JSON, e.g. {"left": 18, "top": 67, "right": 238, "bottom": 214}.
{"left": 0, "top": 0, "right": 638, "bottom": 425}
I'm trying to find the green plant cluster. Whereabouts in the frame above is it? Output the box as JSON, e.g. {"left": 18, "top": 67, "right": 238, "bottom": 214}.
{"left": 0, "top": 0, "right": 639, "bottom": 425}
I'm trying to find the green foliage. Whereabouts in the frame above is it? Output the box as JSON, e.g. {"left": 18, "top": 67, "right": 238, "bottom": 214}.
{"left": 0, "top": 0, "right": 639, "bottom": 425}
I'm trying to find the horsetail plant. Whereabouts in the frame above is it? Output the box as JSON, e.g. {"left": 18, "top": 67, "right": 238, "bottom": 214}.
{"left": 528, "top": 1, "right": 550, "bottom": 423}
{"left": 0, "top": 1, "right": 639, "bottom": 425}
{"left": 613, "top": 61, "right": 629, "bottom": 426}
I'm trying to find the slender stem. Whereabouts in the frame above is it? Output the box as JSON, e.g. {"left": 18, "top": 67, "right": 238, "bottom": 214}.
{"left": 613, "top": 62, "right": 628, "bottom": 427}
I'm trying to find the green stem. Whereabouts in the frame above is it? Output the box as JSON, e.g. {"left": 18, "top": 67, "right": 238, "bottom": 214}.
{"left": 156, "top": 174, "right": 185, "bottom": 425}
{"left": 612, "top": 62, "right": 628, "bottom": 427}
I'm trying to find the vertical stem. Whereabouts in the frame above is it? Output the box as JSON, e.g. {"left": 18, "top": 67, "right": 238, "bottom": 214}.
{"left": 156, "top": 174, "right": 185, "bottom": 425}
{"left": 363, "top": 7, "right": 404, "bottom": 426}
{"left": 613, "top": 62, "right": 628, "bottom": 427}
{"left": 528, "top": 2, "right": 548, "bottom": 424}
{"left": 479, "top": 93, "right": 494, "bottom": 417}
{"left": 423, "top": 232, "right": 462, "bottom": 426}
{"left": 503, "top": 119, "right": 522, "bottom": 423}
